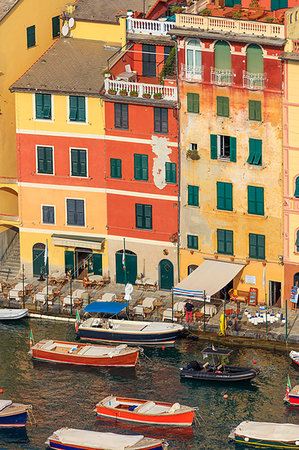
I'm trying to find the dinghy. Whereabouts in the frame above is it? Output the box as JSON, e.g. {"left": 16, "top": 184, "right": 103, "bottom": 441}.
{"left": 0, "top": 400, "right": 29, "bottom": 428}
{"left": 289, "top": 350, "right": 299, "bottom": 368}
{"left": 46, "top": 428, "right": 167, "bottom": 450}
{"left": 30, "top": 339, "right": 139, "bottom": 367}
{"left": 95, "top": 396, "right": 196, "bottom": 427}
{"left": 229, "top": 421, "right": 299, "bottom": 448}
{"left": 0, "top": 309, "right": 28, "bottom": 320}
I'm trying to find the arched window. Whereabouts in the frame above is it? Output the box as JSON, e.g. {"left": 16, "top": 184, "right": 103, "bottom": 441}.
{"left": 296, "top": 11, "right": 298, "bottom": 21}
{"left": 294, "top": 176, "right": 299, "bottom": 198}
{"left": 247, "top": 44, "right": 263, "bottom": 74}
{"left": 294, "top": 272, "right": 299, "bottom": 287}
{"left": 214, "top": 41, "right": 231, "bottom": 71}
{"left": 296, "top": 230, "right": 299, "bottom": 253}
{"left": 186, "top": 39, "right": 201, "bottom": 78}
{"left": 290, "top": 13, "right": 293, "bottom": 24}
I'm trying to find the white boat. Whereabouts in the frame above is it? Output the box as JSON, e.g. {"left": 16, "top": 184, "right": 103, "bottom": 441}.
{"left": 0, "top": 309, "right": 28, "bottom": 320}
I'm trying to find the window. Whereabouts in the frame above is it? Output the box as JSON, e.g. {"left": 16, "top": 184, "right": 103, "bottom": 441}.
{"left": 225, "top": 0, "right": 242, "bottom": 5}
{"left": 186, "top": 39, "right": 201, "bottom": 78}
{"left": 210, "top": 134, "right": 236, "bottom": 162}
{"left": 154, "top": 108, "right": 168, "bottom": 134}
{"left": 165, "top": 162, "right": 177, "bottom": 184}
{"left": 164, "top": 46, "right": 172, "bottom": 62}
{"left": 296, "top": 231, "right": 299, "bottom": 252}
{"left": 217, "top": 96, "right": 229, "bottom": 117}
{"left": 214, "top": 40, "right": 231, "bottom": 71}
{"left": 248, "top": 186, "right": 264, "bottom": 215}
{"left": 42, "top": 205, "right": 55, "bottom": 224}
{"left": 247, "top": 44, "right": 263, "bottom": 74}
{"left": 27, "top": 25, "right": 36, "bottom": 48}
{"left": 217, "top": 182, "right": 233, "bottom": 211}
{"left": 187, "top": 93, "right": 199, "bottom": 113}
{"left": 188, "top": 185, "right": 199, "bottom": 206}
{"left": 69, "top": 96, "right": 86, "bottom": 122}
{"left": 66, "top": 199, "right": 85, "bottom": 226}
{"left": 110, "top": 158, "right": 122, "bottom": 179}
{"left": 247, "top": 139, "right": 262, "bottom": 166}
{"left": 249, "top": 233, "right": 265, "bottom": 259}
{"left": 135, "top": 204, "right": 152, "bottom": 230}
{"left": 52, "top": 16, "right": 60, "bottom": 38}
{"left": 114, "top": 103, "right": 128, "bottom": 129}
{"left": 35, "top": 93, "right": 52, "bottom": 120}
{"left": 249, "top": 100, "right": 261, "bottom": 121}
{"left": 37, "top": 146, "right": 53, "bottom": 174}
{"left": 271, "top": 0, "right": 288, "bottom": 11}
{"left": 294, "top": 177, "right": 299, "bottom": 198}
{"left": 134, "top": 154, "right": 148, "bottom": 181}
{"left": 217, "top": 229, "right": 233, "bottom": 255}
{"left": 71, "top": 149, "right": 87, "bottom": 177}
{"left": 190, "top": 143, "right": 197, "bottom": 151}
{"left": 187, "top": 234, "right": 198, "bottom": 249}
{"left": 142, "top": 44, "right": 156, "bottom": 77}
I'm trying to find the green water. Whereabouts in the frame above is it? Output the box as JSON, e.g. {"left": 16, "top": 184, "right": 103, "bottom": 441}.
{"left": 0, "top": 319, "right": 298, "bottom": 449}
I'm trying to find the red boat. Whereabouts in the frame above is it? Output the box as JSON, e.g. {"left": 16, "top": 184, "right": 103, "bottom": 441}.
{"left": 290, "top": 351, "right": 299, "bottom": 368}
{"left": 95, "top": 396, "right": 196, "bottom": 427}
{"left": 30, "top": 339, "right": 139, "bottom": 367}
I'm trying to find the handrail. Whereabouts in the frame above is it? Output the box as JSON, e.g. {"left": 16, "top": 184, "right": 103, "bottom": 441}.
{"left": 107, "top": 42, "right": 132, "bottom": 70}
{"left": 0, "top": 232, "right": 18, "bottom": 265}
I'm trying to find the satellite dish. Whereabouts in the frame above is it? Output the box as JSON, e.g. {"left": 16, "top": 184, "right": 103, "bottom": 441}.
{"left": 69, "top": 17, "right": 75, "bottom": 28}
{"left": 124, "top": 283, "right": 133, "bottom": 301}
{"left": 62, "top": 23, "right": 69, "bottom": 36}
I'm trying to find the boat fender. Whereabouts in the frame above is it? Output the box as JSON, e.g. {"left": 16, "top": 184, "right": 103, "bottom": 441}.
{"left": 296, "top": 441, "right": 299, "bottom": 446}
{"left": 169, "top": 403, "right": 180, "bottom": 413}
{"left": 245, "top": 437, "right": 249, "bottom": 442}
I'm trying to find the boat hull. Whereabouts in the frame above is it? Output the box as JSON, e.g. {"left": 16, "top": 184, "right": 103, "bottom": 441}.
{"left": 233, "top": 435, "right": 299, "bottom": 448}
{"left": 48, "top": 440, "right": 164, "bottom": 450}
{"left": 0, "top": 411, "right": 27, "bottom": 428}
{"left": 180, "top": 369, "right": 259, "bottom": 382}
{"left": 0, "top": 309, "right": 28, "bottom": 320}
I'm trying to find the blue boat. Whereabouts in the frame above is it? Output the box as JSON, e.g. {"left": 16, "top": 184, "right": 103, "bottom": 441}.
{"left": 0, "top": 400, "right": 29, "bottom": 428}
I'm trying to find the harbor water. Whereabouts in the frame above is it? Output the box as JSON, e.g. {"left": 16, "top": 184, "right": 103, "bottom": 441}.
{"left": 0, "top": 319, "right": 299, "bottom": 449}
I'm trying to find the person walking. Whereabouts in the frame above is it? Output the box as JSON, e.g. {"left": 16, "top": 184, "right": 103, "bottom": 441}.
{"left": 185, "top": 300, "right": 194, "bottom": 324}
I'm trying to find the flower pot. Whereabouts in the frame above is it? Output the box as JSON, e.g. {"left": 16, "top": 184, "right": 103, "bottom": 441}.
{"left": 230, "top": 257, "right": 234, "bottom": 261}
{"left": 214, "top": 255, "right": 218, "bottom": 259}
{"left": 153, "top": 96, "right": 162, "bottom": 100}
{"left": 120, "top": 92, "right": 127, "bottom": 96}
{"left": 190, "top": 154, "right": 200, "bottom": 160}
{"left": 190, "top": 250, "right": 194, "bottom": 255}
{"left": 108, "top": 90, "right": 116, "bottom": 95}
{"left": 143, "top": 94, "right": 151, "bottom": 99}
{"left": 130, "top": 93, "right": 138, "bottom": 97}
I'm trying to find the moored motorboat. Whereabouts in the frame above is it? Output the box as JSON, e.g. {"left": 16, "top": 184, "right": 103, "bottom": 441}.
{"left": 289, "top": 351, "right": 299, "bottom": 368}
{"left": 30, "top": 339, "right": 139, "bottom": 367}
{"left": 0, "top": 400, "right": 29, "bottom": 428}
{"left": 229, "top": 421, "right": 299, "bottom": 448}
{"left": 95, "top": 396, "right": 196, "bottom": 427}
{"left": 284, "top": 376, "right": 299, "bottom": 406}
{"left": 46, "top": 428, "right": 168, "bottom": 450}
{"left": 180, "top": 347, "right": 259, "bottom": 382}
{"left": 0, "top": 309, "right": 28, "bottom": 320}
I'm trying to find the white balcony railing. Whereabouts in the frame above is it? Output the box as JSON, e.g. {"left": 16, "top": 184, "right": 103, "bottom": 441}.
{"left": 181, "top": 63, "right": 203, "bottom": 82}
{"left": 127, "top": 16, "right": 175, "bottom": 36}
{"left": 104, "top": 78, "right": 177, "bottom": 101}
{"left": 211, "top": 68, "right": 233, "bottom": 86}
{"left": 243, "top": 71, "right": 266, "bottom": 90}
{"left": 176, "top": 14, "right": 284, "bottom": 39}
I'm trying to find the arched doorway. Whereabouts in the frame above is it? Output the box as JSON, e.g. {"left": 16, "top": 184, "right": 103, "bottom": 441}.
{"left": 75, "top": 247, "right": 92, "bottom": 279}
{"left": 188, "top": 264, "right": 198, "bottom": 275}
{"left": 159, "top": 259, "right": 174, "bottom": 291}
{"left": 115, "top": 250, "right": 137, "bottom": 285}
{"left": 32, "top": 243, "right": 47, "bottom": 277}
{"left": 294, "top": 272, "right": 299, "bottom": 287}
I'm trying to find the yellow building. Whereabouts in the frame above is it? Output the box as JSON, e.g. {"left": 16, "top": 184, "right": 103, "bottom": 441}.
{"left": 0, "top": 0, "right": 71, "bottom": 278}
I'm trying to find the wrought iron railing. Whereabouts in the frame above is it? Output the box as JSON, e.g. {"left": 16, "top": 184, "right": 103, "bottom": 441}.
{"left": 211, "top": 68, "right": 233, "bottom": 86}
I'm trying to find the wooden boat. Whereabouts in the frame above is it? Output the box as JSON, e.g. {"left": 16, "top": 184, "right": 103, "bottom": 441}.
{"left": 46, "top": 428, "right": 167, "bottom": 450}
{"left": 180, "top": 346, "right": 259, "bottom": 382}
{"left": 95, "top": 396, "right": 196, "bottom": 427}
{"left": 285, "top": 385, "right": 299, "bottom": 406}
{"left": 289, "top": 351, "right": 299, "bottom": 368}
{"left": 229, "top": 421, "right": 299, "bottom": 448}
{"left": 0, "top": 400, "right": 29, "bottom": 428}
{"left": 0, "top": 309, "right": 28, "bottom": 320}
{"left": 30, "top": 339, "right": 139, "bottom": 367}
{"left": 77, "top": 317, "right": 184, "bottom": 346}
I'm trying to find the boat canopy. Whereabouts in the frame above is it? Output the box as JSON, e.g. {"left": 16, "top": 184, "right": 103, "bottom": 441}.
{"left": 173, "top": 259, "right": 245, "bottom": 298}
{"left": 84, "top": 301, "right": 129, "bottom": 314}
{"left": 202, "top": 347, "right": 232, "bottom": 356}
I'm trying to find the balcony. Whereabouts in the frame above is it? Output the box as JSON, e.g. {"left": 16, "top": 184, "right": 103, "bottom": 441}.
{"left": 127, "top": 16, "right": 175, "bottom": 36}
{"left": 243, "top": 71, "right": 266, "bottom": 90}
{"left": 104, "top": 77, "right": 177, "bottom": 101}
{"left": 181, "top": 64, "right": 203, "bottom": 82}
{"left": 211, "top": 68, "right": 233, "bottom": 86}
{"left": 176, "top": 14, "right": 284, "bottom": 40}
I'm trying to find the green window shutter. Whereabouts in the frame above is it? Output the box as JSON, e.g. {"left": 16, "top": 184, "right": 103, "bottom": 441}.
{"left": 249, "top": 100, "right": 261, "bottom": 121}
{"left": 27, "top": 25, "right": 36, "bottom": 48}
{"left": 43, "top": 94, "right": 51, "bottom": 119}
{"left": 210, "top": 134, "right": 217, "bottom": 159}
{"left": 110, "top": 158, "right": 122, "bottom": 178}
{"left": 256, "top": 186, "right": 264, "bottom": 215}
{"left": 187, "top": 93, "right": 199, "bottom": 113}
{"left": 37, "top": 146, "right": 53, "bottom": 174}
{"left": 188, "top": 185, "right": 193, "bottom": 205}
{"left": 134, "top": 154, "right": 141, "bottom": 180}
{"left": 247, "top": 44, "right": 263, "bottom": 74}
{"left": 135, "top": 204, "right": 144, "bottom": 228}
{"left": 116, "top": 159, "right": 122, "bottom": 178}
{"left": 79, "top": 149, "right": 87, "bottom": 176}
{"left": 230, "top": 137, "right": 236, "bottom": 162}
{"left": 45, "top": 147, "right": 53, "bottom": 174}
{"left": 217, "top": 183, "right": 232, "bottom": 211}
{"left": 144, "top": 205, "right": 152, "bottom": 229}
{"left": 217, "top": 182, "right": 225, "bottom": 210}
{"left": 77, "top": 96, "right": 86, "bottom": 122}
{"left": 257, "top": 234, "right": 265, "bottom": 259}
{"left": 187, "top": 234, "right": 198, "bottom": 249}
{"left": 93, "top": 253, "right": 102, "bottom": 275}
{"left": 248, "top": 139, "right": 262, "bottom": 165}
{"left": 226, "top": 230, "right": 233, "bottom": 255}
{"left": 296, "top": 231, "right": 299, "bottom": 251}
{"left": 249, "top": 233, "right": 265, "bottom": 259}
{"left": 52, "top": 16, "right": 60, "bottom": 38}
{"left": 188, "top": 185, "right": 199, "bottom": 206}
{"left": 165, "top": 162, "right": 176, "bottom": 183}
{"left": 141, "top": 155, "right": 148, "bottom": 181}
{"left": 215, "top": 41, "right": 231, "bottom": 71}
{"left": 217, "top": 96, "right": 229, "bottom": 117}
{"left": 247, "top": 139, "right": 255, "bottom": 164}
{"left": 35, "top": 94, "right": 43, "bottom": 119}
{"left": 249, "top": 233, "right": 257, "bottom": 258}
{"left": 248, "top": 186, "right": 255, "bottom": 214}
{"left": 37, "top": 147, "right": 44, "bottom": 173}
{"left": 71, "top": 149, "right": 79, "bottom": 176}
{"left": 65, "top": 250, "right": 75, "bottom": 277}
{"left": 248, "top": 186, "right": 264, "bottom": 215}
{"left": 217, "top": 229, "right": 225, "bottom": 254}
{"left": 295, "top": 177, "right": 299, "bottom": 198}
{"left": 69, "top": 96, "right": 77, "bottom": 121}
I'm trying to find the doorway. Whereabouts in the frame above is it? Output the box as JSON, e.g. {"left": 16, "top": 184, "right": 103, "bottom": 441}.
{"left": 269, "top": 281, "right": 281, "bottom": 307}
{"left": 159, "top": 259, "right": 174, "bottom": 291}
{"left": 32, "top": 243, "right": 47, "bottom": 277}
{"left": 75, "top": 248, "right": 92, "bottom": 279}
{"left": 115, "top": 250, "right": 137, "bottom": 284}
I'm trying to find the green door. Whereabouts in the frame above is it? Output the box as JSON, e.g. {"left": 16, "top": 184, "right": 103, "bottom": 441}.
{"left": 32, "top": 248, "right": 47, "bottom": 277}
{"left": 159, "top": 259, "right": 174, "bottom": 291}
{"left": 215, "top": 41, "right": 231, "bottom": 70}
{"left": 116, "top": 251, "right": 137, "bottom": 285}
{"left": 247, "top": 44, "right": 263, "bottom": 74}
{"left": 65, "top": 250, "right": 74, "bottom": 278}
{"left": 93, "top": 253, "right": 102, "bottom": 275}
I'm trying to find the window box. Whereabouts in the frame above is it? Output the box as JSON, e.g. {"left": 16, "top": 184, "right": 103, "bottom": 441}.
{"left": 153, "top": 92, "right": 163, "bottom": 99}
{"left": 108, "top": 89, "right": 116, "bottom": 95}
{"left": 143, "top": 93, "right": 151, "bottom": 98}
{"left": 119, "top": 89, "right": 128, "bottom": 96}
{"left": 186, "top": 149, "right": 200, "bottom": 160}
{"left": 130, "top": 90, "right": 138, "bottom": 97}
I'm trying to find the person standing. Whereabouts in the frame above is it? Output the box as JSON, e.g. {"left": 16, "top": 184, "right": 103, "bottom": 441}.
{"left": 185, "top": 300, "right": 194, "bottom": 324}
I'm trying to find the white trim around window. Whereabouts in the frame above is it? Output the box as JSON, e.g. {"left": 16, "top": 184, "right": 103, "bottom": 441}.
{"left": 35, "top": 144, "right": 55, "bottom": 175}
{"left": 32, "top": 93, "right": 55, "bottom": 123}
{"left": 41, "top": 204, "right": 56, "bottom": 225}
{"left": 66, "top": 95, "right": 88, "bottom": 125}
{"left": 69, "top": 147, "right": 88, "bottom": 178}
{"left": 65, "top": 197, "right": 86, "bottom": 228}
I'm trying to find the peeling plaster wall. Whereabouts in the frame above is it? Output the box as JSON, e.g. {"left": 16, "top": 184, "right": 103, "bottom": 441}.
{"left": 151, "top": 135, "right": 172, "bottom": 190}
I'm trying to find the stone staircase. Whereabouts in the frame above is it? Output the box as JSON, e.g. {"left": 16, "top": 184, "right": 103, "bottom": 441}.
{"left": 0, "top": 234, "right": 20, "bottom": 281}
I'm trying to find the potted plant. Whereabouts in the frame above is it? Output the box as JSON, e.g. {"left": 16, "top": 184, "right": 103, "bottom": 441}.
{"left": 108, "top": 88, "right": 116, "bottom": 95}
{"left": 153, "top": 92, "right": 162, "bottom": 99}
{"left": 142, "top": 93, "right": 151, "bottom": 98}
{"left": 200, "top": 8, "right": 211, "bottom": 16}
{"left": 186, "top": 149, "right": 200, "bottom": 160}
{"left": 130, "top": 90, "right": 138, "bottom": 97}
{"left": 102, "top": 69, "right": 112, "bottom": 77}
{"left": 233, "top": 12, "right": 242, "bottom": 19}
{"left": 119, "top": 89, "right": 127, "bottom": 96}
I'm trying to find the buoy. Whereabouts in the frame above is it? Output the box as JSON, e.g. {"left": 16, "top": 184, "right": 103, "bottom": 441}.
{"left": 162, "top": 346, "right": 165, "bottom": 350}
{"left": 253, "top": 360, "right": 257, "bottom": 364}
{"left": 224, "top": 394, "right": 228, "bottom": 399}
{"left": 0, "top": 389, "right": 3, "bottom": 394}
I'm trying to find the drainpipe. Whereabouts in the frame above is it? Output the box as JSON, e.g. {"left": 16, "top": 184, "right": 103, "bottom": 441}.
{"left": 173, "top": 36, "right": 181, "bottom": 283}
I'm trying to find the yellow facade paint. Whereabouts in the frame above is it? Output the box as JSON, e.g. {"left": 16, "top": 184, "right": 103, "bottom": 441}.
{"left": 71, "top": 17, "right": 127, "bottom": 47}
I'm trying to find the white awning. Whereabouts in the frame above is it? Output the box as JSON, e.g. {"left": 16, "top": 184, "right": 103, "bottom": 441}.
{"left": 173, "top": 259, "right": 245, "bottom": 298}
